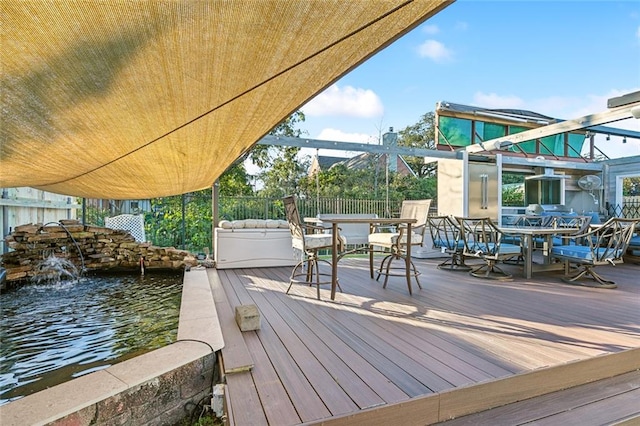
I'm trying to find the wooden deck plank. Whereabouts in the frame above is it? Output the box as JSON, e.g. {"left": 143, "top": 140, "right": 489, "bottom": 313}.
{"left": 224, "top": 267, "right": 359, "bottom": 419}
{"left": 338, "top": 263, "right": 583, "bottom": 370}
{"left": 532, "top": 388, "right": 640, "bottom": 425}
{"left": 345, "top": 257, "right": 639, "bottom": 358}
{"left": 208, "top": 269, "right": 254, "bottom": 373}
{"left": 224, "top": 371, "right": 268, "bottom": 426}
{"left": 251, "top": 267, "right": 413, "bottom": 406}
{"left": 220, "top": 269, "right": 333, "bottom": 422}
{"left": 242, "top": 268, "right": 434, "bottom": 398}
{"left": 246, "top": 268, "right": 392, "bottom": 410}
{"left": 436, "top": 370, "right": 640, "bottom": 425}
{"left": 215, "top": 257, "right": 640, "bottom": 425}
{"left": 242, "top": 331, "right": 302, "bottom": 425}
{"left": 230, "top": 268, "right": 368, "bottom": 416}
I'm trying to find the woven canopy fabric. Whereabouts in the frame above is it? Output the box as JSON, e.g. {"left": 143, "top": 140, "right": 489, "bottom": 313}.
{"left": 1, "top": 0, "right": 452, "bottom": 199}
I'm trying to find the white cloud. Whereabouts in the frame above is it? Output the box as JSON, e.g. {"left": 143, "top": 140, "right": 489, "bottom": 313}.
{"left": 528, "top": 88, "right": 640, "bottom": 119}
{"left": 315, "top": 128, "right": 377, "bottom": 144}
{"left": 422, "top": 24, "right": 439, "bottom": 34}
{"left": 416, "top": 39, "right": 453, "bottom": 63}
{"left": 475, "top": 89, "right": 640, "bottom": 159}
{"left": 302, "top": 85, "right": 383, "bottom": 118}
{"left": 472, "top": 92, "right": 524, "bottom": 109}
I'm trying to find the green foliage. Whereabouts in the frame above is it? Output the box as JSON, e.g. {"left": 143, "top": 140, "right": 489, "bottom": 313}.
{"left": 84, "top": 205, "right": 109, "bottom": 226}
{"left": 502, "top": 186, "right": 524, "bottom": 207}
{"left": 145, "top": 190, "right": 212, "bottom": 253}
{"left": 397, "top": 112, "right": 437, "bottom": 178}
{"left": 258, "top": 147, "right": 310, "bottom": 198}
{"left": 218, "top": 161, "right": 253, "bottom": 196}
{"left": 623, "top": 177, "right": 640, "bottom": 196}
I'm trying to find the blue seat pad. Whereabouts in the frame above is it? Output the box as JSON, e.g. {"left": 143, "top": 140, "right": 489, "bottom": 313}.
{"left": 468, "top": 242, "right": 521, "bottom": 255}
{"left": 552, "top": 245, "right": 623, "bottom": 261}
{"left": 433, "top": 239, "right": 465, "bottom": 250}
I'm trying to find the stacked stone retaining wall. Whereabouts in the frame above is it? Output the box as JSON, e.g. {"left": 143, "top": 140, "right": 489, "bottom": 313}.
{"left": 1, "top": 219, "right": 199, "bottom": 284}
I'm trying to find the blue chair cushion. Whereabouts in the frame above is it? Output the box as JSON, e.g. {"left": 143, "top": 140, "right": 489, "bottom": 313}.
{"left": 629, "top": 235, "right": 640, "bottom": 248}
{"left": 469, "top": 242, "right": 521, "bottom": 256}
{"left": 501, "top": 235, "right": 522, "bottom": 245}
{"left": 533, "top": 236, "right": 577, "bottom": 246}
{"left": 552, "top": 245, "right": 623, "bottom": 261}
{"left": 433, "top": 239, "right": 464, "bottom": 250}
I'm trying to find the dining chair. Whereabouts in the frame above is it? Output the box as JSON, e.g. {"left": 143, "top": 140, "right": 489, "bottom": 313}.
{"left": 456, "top": 217, "right": 522, "bottom": 280}
{"left": 551, "top": 217, "right": 638, "bottom": 289}
{"left": 368, "top": 199, "right": 431, "bottom": 293}
{"left": 282, "top": 195, "right": 344, "bottom": 299}
{"left": 537, "top": 215, "right": 592, "bottom": 246}
{"left": 427, "top": 215, "right": 471, "bottom": 272}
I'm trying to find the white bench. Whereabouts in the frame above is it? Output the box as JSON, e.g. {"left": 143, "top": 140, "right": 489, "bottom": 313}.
{"left": 214, "top": 219, "right": 297, "bottom": 269}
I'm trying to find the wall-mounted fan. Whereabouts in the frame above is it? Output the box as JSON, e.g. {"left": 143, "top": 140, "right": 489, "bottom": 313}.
{"left": 577, "top": 174, "right": 602, "bottom": 191}
{"left": 577, "top": 174, "right": 602, "bottom": 205}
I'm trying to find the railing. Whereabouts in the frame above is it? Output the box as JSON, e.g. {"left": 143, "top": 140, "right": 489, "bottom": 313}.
{"left": 219, "top": 197, "right": 404, "bottom": 221}
{"left": 607, "top": 200, "right": 640, "bottom": 219}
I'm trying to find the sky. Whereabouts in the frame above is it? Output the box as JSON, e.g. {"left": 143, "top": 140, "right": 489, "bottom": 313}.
{"left": 290, "top": 0, "right": 640, "bottom": 163}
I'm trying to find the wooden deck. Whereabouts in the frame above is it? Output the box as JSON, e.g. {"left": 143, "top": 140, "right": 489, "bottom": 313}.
{"left": 208, "top": 253, "right": 640, "bottom": 425}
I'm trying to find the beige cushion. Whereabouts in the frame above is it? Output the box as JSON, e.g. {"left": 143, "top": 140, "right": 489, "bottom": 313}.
{"left": 219, "top": 220, "right": 233, "bottom": 229}
{"left": 291, "top": 234, "right": 346, "bottom": 251}
{"left": 368, "top": 232, "right": 423, "bottom": 247}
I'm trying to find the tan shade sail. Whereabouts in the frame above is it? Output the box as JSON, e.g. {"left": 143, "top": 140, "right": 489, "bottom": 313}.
{"left": 1, "top": 0, "right": 452, "bottom": 199}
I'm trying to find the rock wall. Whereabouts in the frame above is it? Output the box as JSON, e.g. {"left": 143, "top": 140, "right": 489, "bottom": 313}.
{"left": 1, "top": 219, "right": 199, "bottom": 283}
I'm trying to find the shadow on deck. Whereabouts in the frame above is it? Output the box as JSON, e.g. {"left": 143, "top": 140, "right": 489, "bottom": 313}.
{"left": 209, "top": 253, "right": 640, "bottom": 425}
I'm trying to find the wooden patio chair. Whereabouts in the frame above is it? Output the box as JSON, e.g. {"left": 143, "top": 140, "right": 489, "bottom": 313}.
{"left": 282, "top": 195, "right": 344, "bottom": 299}
{"left": 551, "top": 217, "right": 638, "bottom": 289}
{"left": 427, "top": 215, "right": 471, "bottom": 272}
{"left": 456, "top": 217, "right": 522, "bottom": 280}
{"left": 368, "top": 199, "right": 431, "bottom": 293}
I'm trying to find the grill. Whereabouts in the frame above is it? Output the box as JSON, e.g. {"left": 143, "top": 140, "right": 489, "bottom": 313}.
{"left": 525, "top": 204, "right": 572, "bottom": 216}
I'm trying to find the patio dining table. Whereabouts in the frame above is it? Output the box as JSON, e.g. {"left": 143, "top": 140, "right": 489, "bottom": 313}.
{"left": 499, "top": 226, "right": 579, "bottom": 279}
{"left": 317, "top": 217, "right": 417, "bottom": 300}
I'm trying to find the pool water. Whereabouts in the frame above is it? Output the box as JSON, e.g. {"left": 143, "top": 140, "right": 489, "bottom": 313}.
{"left": 0, "top": 272, "right": 183, "bottom": 405}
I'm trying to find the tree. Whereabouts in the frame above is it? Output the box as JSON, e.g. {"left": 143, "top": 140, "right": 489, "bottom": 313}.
{"left": 623, "top": 177, "right": 640, "bottom": 196}
{"left": 397, "top": 112, "right": 437, "bottom": 178}
{"left": 253, "top": 111, "right": 309, "bottom": 196}
{"left": 216, "top": 110, "right": 308, "bottom": 195}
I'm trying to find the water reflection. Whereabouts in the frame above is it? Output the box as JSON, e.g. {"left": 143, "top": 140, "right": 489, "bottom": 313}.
{"left": 0, "top": 272, "right": 182, "bottom": 405}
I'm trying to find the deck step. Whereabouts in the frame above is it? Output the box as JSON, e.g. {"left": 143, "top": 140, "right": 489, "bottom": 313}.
{"left": 208, "top": 269, "right": 254, "bottom": 374}
{"left": 434, "top": 370, "right": 640, "bottom": 425}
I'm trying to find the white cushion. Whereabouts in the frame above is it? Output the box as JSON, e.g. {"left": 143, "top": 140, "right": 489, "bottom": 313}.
{"left": 368, "top": 232, "right": 423, "bottom": 247}
{"left": 219, "top": 220, "right": 233, "bottom": 229}
{"left": 243, "top": 219, "right": 257, "bottom": 228}
{"left": 265, "top": 219, "right": 280, "bottom": 228}
{"left": 278, "top": 220, "right": 289, "bottom": 228}
{"left": 291, "top": 234, "right": 346, "bottom": 251}
{"left": 231, "top": 220, "right": 245, "bottom": 229}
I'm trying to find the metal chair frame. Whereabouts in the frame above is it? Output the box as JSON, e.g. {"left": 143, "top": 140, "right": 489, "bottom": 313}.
{"left": 457, "top": 217, "right": 522, "bottom": 280}
{"left": 428, "top": 215, "right": 471, "bottom": 272}
{"left": 368, "top": 199, "right": 431, "bottom": 294}
{"left": 283, "top": 195, "right": 342, "bottom": 299}
{"left": 551, "top": 217, "right": 638, "bottom": 289}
